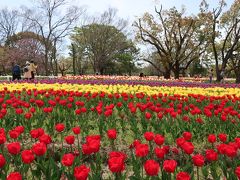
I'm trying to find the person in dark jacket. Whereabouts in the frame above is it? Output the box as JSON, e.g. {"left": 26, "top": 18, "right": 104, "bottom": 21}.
{"left": 12, "top": 62, "right": 21, "bottom": 81}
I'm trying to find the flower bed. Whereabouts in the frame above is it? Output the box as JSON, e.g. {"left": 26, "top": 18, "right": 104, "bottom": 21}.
{"left": 0, "top": 83, "right": 239, "bottom": 179}
{"left": 1, "top": 81, "right": 240, "bottom": 97}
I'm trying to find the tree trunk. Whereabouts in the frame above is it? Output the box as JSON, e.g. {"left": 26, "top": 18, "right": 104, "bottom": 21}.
{"left": 44, "top": 52, "right": 49, "bottom": 76}
{"left": 73, "top": 56, "right": 76, "bottom": 75}
{"left": 234, "top": 69, "right": 240, "bottom": 83}
{"left": 173, "top": 61, "right": 180, "bottom": 79}
{"left": 50, "top": 60, "right": 54, "bottom": 76}
{"left": 100, "top": 68, "right": 104, "bottom": 75}
{"left": 2, "top": 65, "right": 6, "bottom": 75}
{"left": 216, "top": 73, "right": 221, "bottom": 82}
{"left": 182, "top": 70, "right": 186, "bottom": 77}
{"left": 174, "top": 71, "right": 180, "bottom": 79}
{"left": 235, "top": 75, "right": 240, "bottom": 83}
{"left": 54, "top": 60, "right": 58, "bottom": 76}
{"left": 71, "top": 44, "right": 76, "bottom": 75}
{"left": 51, "top": 51, "right": 58, "bottom": 76}
{"left": 215, "top": 65, "right": 221, "bottom": 82}
{"left": 163, "top": 69, "right": 171, "bottom": 79}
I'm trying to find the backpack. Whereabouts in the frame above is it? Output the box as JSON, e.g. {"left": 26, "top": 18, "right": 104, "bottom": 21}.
{"left": 23, "top": 66, "right": 29, "bottom": 72}
{"left": 13, "top": 65, "right": 20, "bottom": 75}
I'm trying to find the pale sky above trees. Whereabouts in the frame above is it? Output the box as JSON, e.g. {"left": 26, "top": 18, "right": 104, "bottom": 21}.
{"left": 0, "top": 0, "right": 235, "bottom": 22}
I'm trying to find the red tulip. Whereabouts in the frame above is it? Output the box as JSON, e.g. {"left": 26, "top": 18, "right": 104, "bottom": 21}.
{"left": 235, "top": 137, "right": 240, "bottom": 148}
{"left": 216, "top": 143, "right": 227, "bottom": 154}
{"left": 14, "top": 126, "right": 24, "bottom": 134}
{"left": 235, "top": 166, "right": 240, "bottom": 178}
{"left": 9, "top": 130, "right": 20, "bottom": 139}
{"left": 108, "top": 152, "right": 126, "bottom": 173}
{"left": 67, "top": 103, "right": 72, "bottom": 109}
{"left": 183, "top": 132, "right": 192, "bottom": 141}
{"left": 104, "top": 110, "right": 112, "bottom": 117}
{"left": 218, "top": 133, "right": 227, "bottom": 142}
{"left": 7, "top": 172, "right": 22, "bottom": 180}
{"left": 116, "top": 102, "right": 122, "bottom": 107}
{"left": 144, "top": 160, "right": 160, "bottom": 176}
{"left": 0, "top": 128, "right": 5, "bottom": 135}
{"left": 163, "top": 145, "right": 170, "bottom": 154}
{"left": 30, "top": 129, "right": 41, "bottom": 139}
{"left": 82, "top": 135, "right": 101, "bottom": 154}
{"left": 195, "top": 117, "right": 204, "bottom": 124}
{"left": 7, "top": 142, "right": 21, "bottom": 155}
{"left": 176, "top": 171, "right": 191, "bottom": 180}
{"left": 163, "top": 160, "right": 177, "bottom": 173}
{"left": 15, "top": 108, "right": 23, "bottom": 115}
{"left": 88, "top": 140, "right": 100, "bottom": 153}
{"left": 30, "top": 107, "right": 36, "bottom": 113}
{"left": 65, "top": 135, "right": 75, "bottom": 145}
{"left": 135, "top": 144, "right": 149, "bottom": 157}
{"left": 86, "top": 135, "right": 101, "bottom": 143}
{"left": 74, "top": 165, "right": 90, "bottom": 180}
{"left": 72, "top": 126, "right": 81, "bottom": 135}
{"left": 145, "top": 112, "right": 152, "bottom": 119}
{"left": 24, "top": 112, "right": 32, "bottom": 119}
{"left": 144, "top": 132, "right": 154, "bottom": 141}
{"left": 39, "top": 134, "right": 52, "bottom": 145}
{"left": 82, "top": 144, "right": 92, "bottom": 155}
{"left": 171, "top": 147, "right": 179, "bottom": 154}
{"left": 0, "top": 134, "right": 6, "bottom": 145}
{"left": 75, "top": 101, "right": 85, "bottom": 107}
{"left": 154, "top": 134, "right": 164, "bottom": 146}
{"left": 182, "top": 142, "right": 194, "bottom": 155}
{"left": 61, "top": 153, "right": 75, "bottom": 166}
{"left": 0, "top": 154, "right": 6, "bottom": 168}
{"left": 182, "top": 115, "right": 190, "bottom": 122}
{"left": 109, "top": 151, "right": 126, "bottom": 160}
{"left": 224, "top": 145, "right": 237, "bottom": 158}
{"left": 55, "top": 123, "right": 65, "bottom": 132}
{"left": 21, "top": 150, "right": 35, "bottom": 164}
{"left": 205, "top": 149, "right": 218, "bottom": 161}
{"left": 208, "top": 134, "right": 216, "bottom": 144}
{"left": 107, "top": 129, "right": 117, "bottom": 140}
{"left": 154, "top": 147, "right": 165, "bottom": 159}
{"left": 32, "top": 142, "right": 47, "bottom": 156}
{"left": 192, "top": 154, "right": 205, "bottom": 167}
{"left": 129, "top": 139, "right": 141, "bottom": 149}
{"left": 176, "top": 137, "right": 186, "bottom": 148}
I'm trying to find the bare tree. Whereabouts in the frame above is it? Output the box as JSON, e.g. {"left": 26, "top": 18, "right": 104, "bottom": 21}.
{"left": 134, "top": 6, "right": 207, "bottom": 79}
{"left": 58, "top": 57, "right": 71, "bottom": 76}
{"left": 202, "top": 0, "right": 240, "bottom": 82}
{"left": 0, "top": 8, "right": 19, "bottom": 45}
{"left": 21, "top": 0, "right": 86, "bottom": 75}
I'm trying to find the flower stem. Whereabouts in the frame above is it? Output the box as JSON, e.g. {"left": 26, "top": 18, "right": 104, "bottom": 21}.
{"left": 197, "top": 167, "right": 200, "bottom": 180}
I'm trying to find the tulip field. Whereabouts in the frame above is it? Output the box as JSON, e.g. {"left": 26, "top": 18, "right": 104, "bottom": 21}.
{"left": 0, "top": 79, "right": 239, "bottom": 180}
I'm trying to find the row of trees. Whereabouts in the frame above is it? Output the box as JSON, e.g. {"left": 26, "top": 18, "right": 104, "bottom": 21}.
{"left": 0, "top": 0, "right": 85, "bottom": 75}
{"left": 134, "top": 0, "right": 240, "bottom": 82}
{"left": 69, "top": 8, "right": 138, "bottom": 76}
{"left": 0, "top": 0, "right": 138, "bottom": 76}
{"left": 0, "top": 0, "right": 240, "bottom": 82}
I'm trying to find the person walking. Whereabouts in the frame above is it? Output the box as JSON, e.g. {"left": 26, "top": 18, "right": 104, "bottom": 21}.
{"left": 23, "top": 61, "right": 31, "bottom": 80}
{"left": 209, "top": 68, "right": 213, "bottom": 83}
{"left": 29, "top": 61, "right": 37, "bottom": 80}
{"left": 12, "top": 62, "right": 21, "bottom": 81}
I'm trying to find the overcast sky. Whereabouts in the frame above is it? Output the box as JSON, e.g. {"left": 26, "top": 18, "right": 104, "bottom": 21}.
{"left": 0, "top": 0, "right": 235, "bottom": 23}
{"left": 0, "top": 0, "right": 235, "bottom": 56}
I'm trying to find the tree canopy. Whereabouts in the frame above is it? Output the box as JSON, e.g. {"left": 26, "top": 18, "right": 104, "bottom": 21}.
{"left": 71, "top": 23, "right": 136, "bottom": 75}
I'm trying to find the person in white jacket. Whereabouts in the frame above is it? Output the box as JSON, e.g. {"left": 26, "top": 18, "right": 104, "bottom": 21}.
{"left": 23, "top": 61, "right": 31, "bottom": 80}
